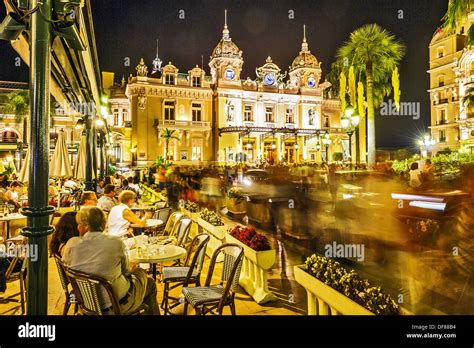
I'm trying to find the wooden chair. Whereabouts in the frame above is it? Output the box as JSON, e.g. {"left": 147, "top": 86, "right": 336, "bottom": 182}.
{"left": 182, "top": 243, "right": 244, "bottom": 316}
{"left": 65, "top": 267, "right": 147, "bottom": 315}
{"left": 161, "top": 233, "right": 209, "bottom": 315}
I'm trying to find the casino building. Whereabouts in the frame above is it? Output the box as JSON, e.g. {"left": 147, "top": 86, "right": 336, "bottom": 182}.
{"left": 104, "top": 13, "right": 361, "bottom": 168}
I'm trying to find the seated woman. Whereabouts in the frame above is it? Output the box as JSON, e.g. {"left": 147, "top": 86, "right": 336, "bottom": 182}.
{"left": 107, "top": 190, "right": 148, "bottom": 238}
{"left": 49, "top": 212, "right": 79, "bottom": 257}
{"left": 6, "top": 181, "right": 21, "bottom": 201}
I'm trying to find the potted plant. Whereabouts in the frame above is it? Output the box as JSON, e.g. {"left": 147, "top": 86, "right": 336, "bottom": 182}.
{"left": 294, "top": 254, "right": 400, "bottom": 315}
{"left": 197, "top": 208, "right": 227, "bottom": 258}
{"left": 225, "top": 187, "right": 246, "bottom": 214}
{"left": 180, "top": 200, "right": 201, "bottom": 220}
{"left": 226, "top": 225, "right": 277, "bottom": 304}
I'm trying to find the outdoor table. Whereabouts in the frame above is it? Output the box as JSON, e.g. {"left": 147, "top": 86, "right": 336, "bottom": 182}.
{"left": 130, "top": 219, "right": 163, "bottom": 236}
{"left": 128, "top": 244, "right": 186, "bottom": 280}
{"left": 0, "top": 213, "right": 26, "bottom": 240}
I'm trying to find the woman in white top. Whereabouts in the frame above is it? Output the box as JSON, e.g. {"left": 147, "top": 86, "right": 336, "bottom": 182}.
{"left": 107, "top": 190, "right": 147, "bottom": 238}
{"left": 408, "top": 162, "right": 423, "bottom": 189}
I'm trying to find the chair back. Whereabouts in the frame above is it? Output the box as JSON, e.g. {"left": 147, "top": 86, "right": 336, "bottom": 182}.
{"left": 174, "top": 217, "right": 192, "bottom": 247}
{"left": 154, "top": 201, "right": 168, "bottom": 209}
{"left": 5, "top": 236, "right": 27, "bottom": 280}
{"left": 53, "top": 254, "right": 70, "bottom": 291}
{"left": 205, "top": 243, "right": 244, "bottom": 294}
{"left": 153, "top": 207, "right": 172, "bottom": 224}
{"left": 164, "top": 212, "right": 183, "bottom": 236}
{"left": 184, "top": 233, "right": 210, "bottom": 282}
{"left": 65, "top": 267, "right": 122, "bottom": 315}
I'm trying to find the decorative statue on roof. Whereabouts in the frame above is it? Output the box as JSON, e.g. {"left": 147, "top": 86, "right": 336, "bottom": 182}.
{"left": 136, "top": 58, "right": 148, "bottom": 77}
{"left": 226, "top": 100, "right": 235, "bottom": 122}
{"left": 308, "top": 109, "right": 315, "bottom": 126}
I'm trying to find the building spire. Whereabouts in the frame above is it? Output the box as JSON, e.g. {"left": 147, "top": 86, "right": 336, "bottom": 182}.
{"left": 222, "top": 9, "right": 230, "bottom": 40}
{"left": 152, "top": 38, "right": 162, "bottom": 74}
{"left": 301, "top": 24, "right": 309, "bottom": 52}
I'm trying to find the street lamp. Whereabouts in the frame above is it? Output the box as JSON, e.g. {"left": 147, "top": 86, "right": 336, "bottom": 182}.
{"left": 322, "top": 131, "right": 331, "bottom": 163}
{"left": 418, "top": 135, "right": 436, "bottom": 157}
{"left": 130, "top": 145, "right": 137, "bottom": 167}
{"left": 74, "top": 118, "right": 84, "bottom": 130}
{"left": 341, "top": 105, "right": 360, "bottom": 166}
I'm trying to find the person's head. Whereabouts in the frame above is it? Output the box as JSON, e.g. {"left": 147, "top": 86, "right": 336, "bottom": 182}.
{"left": 118, "top": 190, "right": 136, "bottom": 207}
{"left": 127, "top": 177, "right": 134, "bottom": 184}
{"left": 122, "top": 179, "right": 129, "bottom": 187}
{"left": 410, "top": 162, "right": 419, "bottom": 171}
{"left": 97, "top": 178, "right": 104, "bottom": 187}
{"left": 103, "top": 184, "right": 116, "bottom": 197}
{"left": 49, "top": 212, "right": 79, "bottom": 256}
{"left": 133, "top": 176, "right": 140, "bottom": 185}
{"left": 426, "top": 159, "right": 432, "bottom": 165}
{"left": 75, "top": 207, "right": 106, "bottom": 236}
{"left": 104, "top": 176, "right": 111, "bottom": 186}
{"left": 81, "top": 191, "right": 98, "bottom": 206}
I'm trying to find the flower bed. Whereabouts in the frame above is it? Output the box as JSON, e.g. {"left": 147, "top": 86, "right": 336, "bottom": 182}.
{"left": 303, "top": 254, "right": 399, "bottom": 315}
{"left": 225, "top": 188, "right": 246, "bottom": 214}
{"left": 199, "top": 208, "right": 224, "bottom": 226}
{"left": 197, "top": 209, "right": 226, "bottom": 260}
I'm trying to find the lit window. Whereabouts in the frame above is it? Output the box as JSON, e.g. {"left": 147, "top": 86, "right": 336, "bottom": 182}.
{"left": 164, "top": 101, "right": 175, "bottom": 120}
{"left": 192, "top": 103, "right": 202, "bottom": 122}
{"left": 113, "top": 109, "right": 119, "bottom": 126}
{"left": 439, "top": 130, "right": 446, "bottom": 142}
{"left": 323, "top": 115, "right": 330, "bottom": 128}
{"left": 438, "top": 76, "right": 444, "bottom": 87}
{"left": 265, "top": 106, "right": 274, "bottom": 123}
{"left": 286, "top": 106, "right": 295, "bottom": 124}
{"left": 192, "top": 146, "right": 202, "bottom": 161}
{"left": 244, "top": 105, "right": 253, "bottom": 122}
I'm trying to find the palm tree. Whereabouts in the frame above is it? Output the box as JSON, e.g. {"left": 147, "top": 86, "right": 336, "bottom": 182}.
{"left": 463, "top": 86, "right": 474, "bottom": 116}
{"left": 442, "top": 0, "right": 473, "bottom": 45}
{"left": 3, "top": 90, "right": 29, "bottom": 144}
{"left": 336, "top": 24, "right": 405, "bottom": 167}
{"left": 160, "top": 128, "right": 178, "bottom": 162}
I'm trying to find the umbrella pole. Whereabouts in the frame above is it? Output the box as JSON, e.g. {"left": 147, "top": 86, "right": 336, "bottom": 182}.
{"left": 21, "top": 0, "right": 55, "bottom": 315}
{"left": 85, "top": 116, "right": 95, "bottom": 191}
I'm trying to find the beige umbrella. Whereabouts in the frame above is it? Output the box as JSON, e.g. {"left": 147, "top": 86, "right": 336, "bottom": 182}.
{"left": 49, "top": 130, "right": 73, "bottom": 178}
{"left": 18, "top": 150, "right": 29, "bottom": 182}
{"left": 74, "top": 134, "right": 87, "bottom": 180}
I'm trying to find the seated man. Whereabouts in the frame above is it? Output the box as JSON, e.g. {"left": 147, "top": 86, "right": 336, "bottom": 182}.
{"left": 81, "top": 191, "right": 98, "bottom": 207}
{"left": 62, "top": 207, "right": 160, "bottom": 315}
{"left": 97, "top": 185, "right": 116, "bottom": 213}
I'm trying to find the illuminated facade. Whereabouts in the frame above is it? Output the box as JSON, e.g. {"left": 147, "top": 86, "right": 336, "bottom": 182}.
{"left": 428, "top": 11, "right": 474, "bottom": 154}
{"left": 111, "top": 14, "right": 358, "bottom": 167}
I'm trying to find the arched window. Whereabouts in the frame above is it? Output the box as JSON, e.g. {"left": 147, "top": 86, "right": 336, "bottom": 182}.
{"left": 0, "top": 130, "right": 19, "bottom": 142}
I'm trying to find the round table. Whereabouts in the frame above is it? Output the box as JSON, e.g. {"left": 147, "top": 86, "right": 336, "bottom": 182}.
{"left": 0, "top": 213, "right": 26, "bottom": 240}
{"left": 128, "top": 244, "right": 186, "bottom": 280}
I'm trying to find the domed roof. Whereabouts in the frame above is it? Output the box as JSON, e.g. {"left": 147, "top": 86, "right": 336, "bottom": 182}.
{"left": 210, "top": 10, "right": 242, "bottom": 60}
{"left": 259, "top": 56, "right": 280, "bottom": 72}
{"left": 290, "top": 25, "right": 321, "bottom": 72}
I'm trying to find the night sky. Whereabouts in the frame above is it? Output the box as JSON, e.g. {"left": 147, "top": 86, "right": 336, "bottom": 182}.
{"left": 0, "top": 0, "right": 448, "bottom": 149}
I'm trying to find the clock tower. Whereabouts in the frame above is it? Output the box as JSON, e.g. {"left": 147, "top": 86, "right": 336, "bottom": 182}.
{"left": 209, "top": 10, "right": 244, "bottom": 86}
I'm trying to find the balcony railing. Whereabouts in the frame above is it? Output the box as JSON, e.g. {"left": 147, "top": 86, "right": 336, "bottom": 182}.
{"left": 158, "top": 119, "right": 211, "bottom": 128}
{"left": 0, "top": 137, "right": 19, "bottom": 143}
{"left": 439, "top": 137, "right": 447, "bottom": 143}
{"left": 436, "top": 119, "right": 448, "bottom": 125}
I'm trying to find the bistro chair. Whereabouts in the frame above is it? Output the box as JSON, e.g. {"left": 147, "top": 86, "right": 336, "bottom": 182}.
{"left": 161, "top": 233, "right": 209, "bottom": 315}
{"left": 65, "top": 267, "right": 147, "bottom": 315}
{"left": 0, "top": 236, "right": 27, "bottom": 314}
{"left": 182, "top": 243, "right": 244, "bottom": 316}
{"left": 173, "top": 217, "right": 192, "bottom": 248}
{"left": 53, "top": 254, "right": 78, "bottom": 315}
{"left": 163, "top": 211, "right": 184, "bottom": 236}
{"left": 154, "top": 201, "right": 168, "bottom": 209}
{"left": 152, "top": 207, "right": 172, "bottom": 233}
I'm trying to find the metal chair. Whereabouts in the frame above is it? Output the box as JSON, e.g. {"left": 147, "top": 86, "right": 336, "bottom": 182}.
{"left": 65, "top": 267, "right": 148, "bottom": 315}
{"left": 0, "top": 237, "right": 27, "bottom": 314}
{"left": 182, "top": 243, "right": 244, "bottom": 315}
{"left": 161, "top": 233, "right": 209, "bottom": 315}
{"left": 53, "top": 254, "right": 78, "bottom": 315}
{"left": 173, "top": 217, "right": 192, "bottom": 247}
{"left": 152, "top": 207, "right": 172, "bottom": 234}
{"left": 163, "top": 211, "right": 183, "bottom": 236}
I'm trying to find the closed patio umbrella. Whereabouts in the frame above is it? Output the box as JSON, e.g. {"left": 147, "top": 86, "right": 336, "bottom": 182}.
{"left": 74, "top": 134, "right": 87, "bottom": 180}
{"left": 18, "top": 150, "right": 29, "bottom": 182}
{"left": 49, "top": 130, "right": 73, "bottom": 178}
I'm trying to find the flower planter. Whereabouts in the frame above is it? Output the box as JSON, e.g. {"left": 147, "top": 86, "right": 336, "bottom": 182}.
{"left": 225, "top": 197, "right": 246, "bottom": 215}
{"left": 294, "top": 265, "right": 374, "bottom": 315}
{"left": 196, "top": 217, "right": 226, "bottom": 260}
{"left": 226, "top": 234, "right": 277, "bottom": 304}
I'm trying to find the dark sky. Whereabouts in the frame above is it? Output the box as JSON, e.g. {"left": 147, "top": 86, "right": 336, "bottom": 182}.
{"left": 0, "top": 0, "right": 448, "bottom": 149}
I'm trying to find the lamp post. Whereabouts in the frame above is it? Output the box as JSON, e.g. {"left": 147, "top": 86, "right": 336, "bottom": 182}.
{"left": 341, "top": 105, "right": 360, "bottom": 167}
{"left": 418, "top": 135, "right": 436, "bottom": 158}
{"left": 322, "top": 131, "right": 331, "bottom": 163}
{"left": 130, "top": 145, "right": 137, "bottom": 167}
